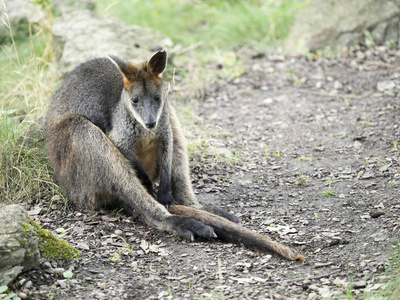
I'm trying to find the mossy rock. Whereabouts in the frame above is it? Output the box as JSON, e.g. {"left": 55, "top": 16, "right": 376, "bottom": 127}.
{"left": 0, "top": 205, "right": 79, "bottom": 286}
{"left": 0, "top": 205, "right": 40, "bottom": 286}
{"left": 29, "top": 220, "right": 80, "bottom": 260}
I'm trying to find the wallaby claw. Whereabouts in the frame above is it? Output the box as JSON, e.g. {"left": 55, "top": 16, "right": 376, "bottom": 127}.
{"left": 165, "top": 200, "right": 178, "bottom": 210}
{"left": 171, "top": 215, "right": 215, "bottom": 241}
{"left": 158, "top": 192, "right": 176, "bottom": 208}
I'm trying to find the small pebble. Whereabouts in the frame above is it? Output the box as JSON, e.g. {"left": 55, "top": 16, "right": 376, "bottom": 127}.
{"left": 18, "top": 292, "right": 28, "bottom": 299}
{"left": 353, "top": 281, "right": 366, "bottom": 289}
{"left": 333, "top": 80, "right": 343, "bottom": 90}
{"left": 370, "top": 210, "right": 385, "bottom": 218}
{"left": 377, "top": 264, "right": 385, "bottom": 272}
{"left": 77, "top": 242, "right": 90, "bottom": 250}
{"left": 23, "top": 281, "right": 33, "bottom": 289}
{"left": 308, "top": 284, "right": 319, "bottom": 292}
{"left": 51, "top": 267, "right": 65, "bottom": 274}
{"left": 18, "top": 278, "right": 27, "bottom": 287}
{"left": 57, "top": 279, "right": 68, "bottom": 289}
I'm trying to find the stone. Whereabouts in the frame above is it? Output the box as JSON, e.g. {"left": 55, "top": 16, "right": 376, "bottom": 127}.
{"left": 51, "top": 10, "right": 174, "bottom": 75}
{"left": 52, "top": 0, "right": 96, "bottom": 16}
{"left": 0, "top": 205, "right": 40, "bottom": 286}
{"left": 17, "top": 292, "right": 28, "bottom": 299}
{"left": 0, "top": 0, "right": 46, "bottom": 43}
{"left": 1, "top": 0, "right": 97, "bottom": 44}
{"left": 377, "top": 80, "right": 396, "bottom": 92}
{"left": 353, "top": 280, "right": 367, "bottom": 289}
{"left": 333, "top": 81, "right": 343, "bottom": 90}
{"left": 284, "top": 0, "right": 400, "bottom": 54}
{"left": 114, "top": 229, "right": 123, "bottom": 236}
{"left": 57, "top": 279, "right": 68, "bottom": 289}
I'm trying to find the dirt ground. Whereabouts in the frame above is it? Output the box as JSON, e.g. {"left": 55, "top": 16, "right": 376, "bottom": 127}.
{"left": 18, "top": 46, "right": 400, "bottom": 299}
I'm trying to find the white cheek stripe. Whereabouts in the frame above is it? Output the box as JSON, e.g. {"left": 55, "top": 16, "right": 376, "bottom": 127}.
{"left": 156, "top": 99, "right": 165, "bottom": 125}
{"left": 131, "top": 106, "right": 147, "bottom": 128}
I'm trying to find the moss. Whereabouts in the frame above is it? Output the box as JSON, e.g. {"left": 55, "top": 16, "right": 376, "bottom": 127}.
{"left": 29, "top": 219, "right": 80, "bottom": 260}
{"left": 22, "top": 223, "right": 31, "bottom": 232}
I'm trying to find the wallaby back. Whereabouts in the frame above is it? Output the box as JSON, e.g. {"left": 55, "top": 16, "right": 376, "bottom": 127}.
{"left": 47, "top": 57, "right": 124, "bottom": 134}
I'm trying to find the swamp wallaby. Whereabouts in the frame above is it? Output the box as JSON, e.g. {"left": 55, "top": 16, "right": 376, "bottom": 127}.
{"left": 46, "top": 50, "right": 304, "bottom": 261}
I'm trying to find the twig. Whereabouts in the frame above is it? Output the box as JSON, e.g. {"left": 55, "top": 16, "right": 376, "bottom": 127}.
{"left": 314, "top": 262, "right": 334, "bottom": 268}
{"left": 364, "top": 60, "right": 397, "bottom": 68}
{"left": 296, "top": 89, "right": 374, "bottom": 100}
{"left": 173, "top": 41, "right": 203, "bottom": 56}
{"left": 266, "top": 269, "right": 342, "bottom": 285}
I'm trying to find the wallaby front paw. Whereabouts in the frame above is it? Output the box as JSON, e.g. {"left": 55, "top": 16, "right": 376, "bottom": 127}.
{"left": 202, "top": 205, "right": 241, "bottom": 224}
{"left": 158, "top": 192, "right": 177, "bottom": 208}
{"left": 169, "top": 216, "right": 217, "bottom": 241}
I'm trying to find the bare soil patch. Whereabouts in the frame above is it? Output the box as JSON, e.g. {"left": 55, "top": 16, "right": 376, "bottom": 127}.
{"left": 18, "top": 47, "right": 400, "bottom": 299}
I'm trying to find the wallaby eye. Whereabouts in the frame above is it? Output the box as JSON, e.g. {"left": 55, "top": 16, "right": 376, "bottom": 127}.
{"left": 154, "top": 94, "right": 161, "bottom": 101}
{"left": 132, "top": 96, "right": 139, "bottom": 104}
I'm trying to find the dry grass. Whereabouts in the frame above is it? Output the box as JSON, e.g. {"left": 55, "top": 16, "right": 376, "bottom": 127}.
{"left": 0, "top": 1, "right": 64, "bottom": 204}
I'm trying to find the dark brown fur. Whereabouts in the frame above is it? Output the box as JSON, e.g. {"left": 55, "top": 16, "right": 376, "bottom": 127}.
{"left": 46, "top": 51, "right": 238, "bottom": 241}
{"left": 46, "top": 50, "right": 304, "bottom": 261}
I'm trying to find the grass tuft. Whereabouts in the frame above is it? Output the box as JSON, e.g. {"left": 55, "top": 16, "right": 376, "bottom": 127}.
{"left": 0, "top": 2, "right": 62, "bottom": 204}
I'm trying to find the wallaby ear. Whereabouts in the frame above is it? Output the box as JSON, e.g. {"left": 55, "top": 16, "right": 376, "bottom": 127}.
{"left": 147, "top": 50, "right": 167, "bottom": 77}
{"left": 108, "top": 55, "right": 140, "bottom": 77}
{"left": 107, "top": 55, "right": 139, "bottom": 89}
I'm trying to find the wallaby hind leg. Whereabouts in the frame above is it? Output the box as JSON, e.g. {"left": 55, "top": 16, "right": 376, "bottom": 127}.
{"left": 47, "top": 114, "right": 216, "bottom": 240}
{"left": 169, "top": 107, "right": 240, "bottom": 224}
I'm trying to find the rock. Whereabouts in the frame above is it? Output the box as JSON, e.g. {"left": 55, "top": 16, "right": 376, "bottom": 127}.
{"left": 51, "top": 267, "right": 65, "bottom": 274}
{"left": 0, "top": 0, "right": 97, "bottom": 44}
{"left": 52, "top": 0, "right": 96, "bottom": 16}
{"left": 284, "top": 0, "right": 400, "bottom": 53}
{"left": 370, "top": 210, "right": 385, "bottom": 218}
{"left": 0, "top": 205, "right": 40, "bottom": 286}
{"left": 333, "top": 81, "right": 343, "bottom": 90}
{"left": 51, "top": 10, "right": 174, "bottom": 75}
{"left": 57, "top": 279, "right": 68, "bottom": 289}
{"left": 17, "top": 292, "right": 28, "bottom": 299}
{"left": 308, "top": 284, "right": 319, "bottom": 292}
{"left": 0, "top": 0, "right": 46, "bottom": 43}
{"left": 353, "top": 280, "right": 367, "bottom": 289}
{"left": 23, "top": 280, "right": 33, "bottom": 290}
{"left": 377, "top": 80, "right": 396, "bottom": 92}
{"left": 114, "top": 229, "right": 123, "bottom": 236}
{"left": 76, "top": 242, "right": 90, "bottom": 250}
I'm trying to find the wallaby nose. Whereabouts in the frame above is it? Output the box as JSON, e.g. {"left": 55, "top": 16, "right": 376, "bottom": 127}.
{"left": 145, "top": 121, "right": 157, "bottom": 129}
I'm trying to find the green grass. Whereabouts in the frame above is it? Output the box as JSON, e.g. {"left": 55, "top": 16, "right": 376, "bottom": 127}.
{"left": 322, "top": 189, "right": 336, "bottom": 197}
{"left": 96, "top": 0, "right": 309, "bottom": 50}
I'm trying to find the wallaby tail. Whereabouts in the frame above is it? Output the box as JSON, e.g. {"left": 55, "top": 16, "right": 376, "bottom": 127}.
{"left": 168, "top": 205, "right": 305, "bottom": 261}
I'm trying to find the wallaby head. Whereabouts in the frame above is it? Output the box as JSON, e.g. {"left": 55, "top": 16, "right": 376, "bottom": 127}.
{"left": 108, "top": 50, "right": 168, "bottom": 130}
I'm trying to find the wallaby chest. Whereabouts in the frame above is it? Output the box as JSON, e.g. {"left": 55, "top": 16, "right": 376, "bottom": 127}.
{"left": 134, "top": 131, "right": 159, "bottom": 182}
